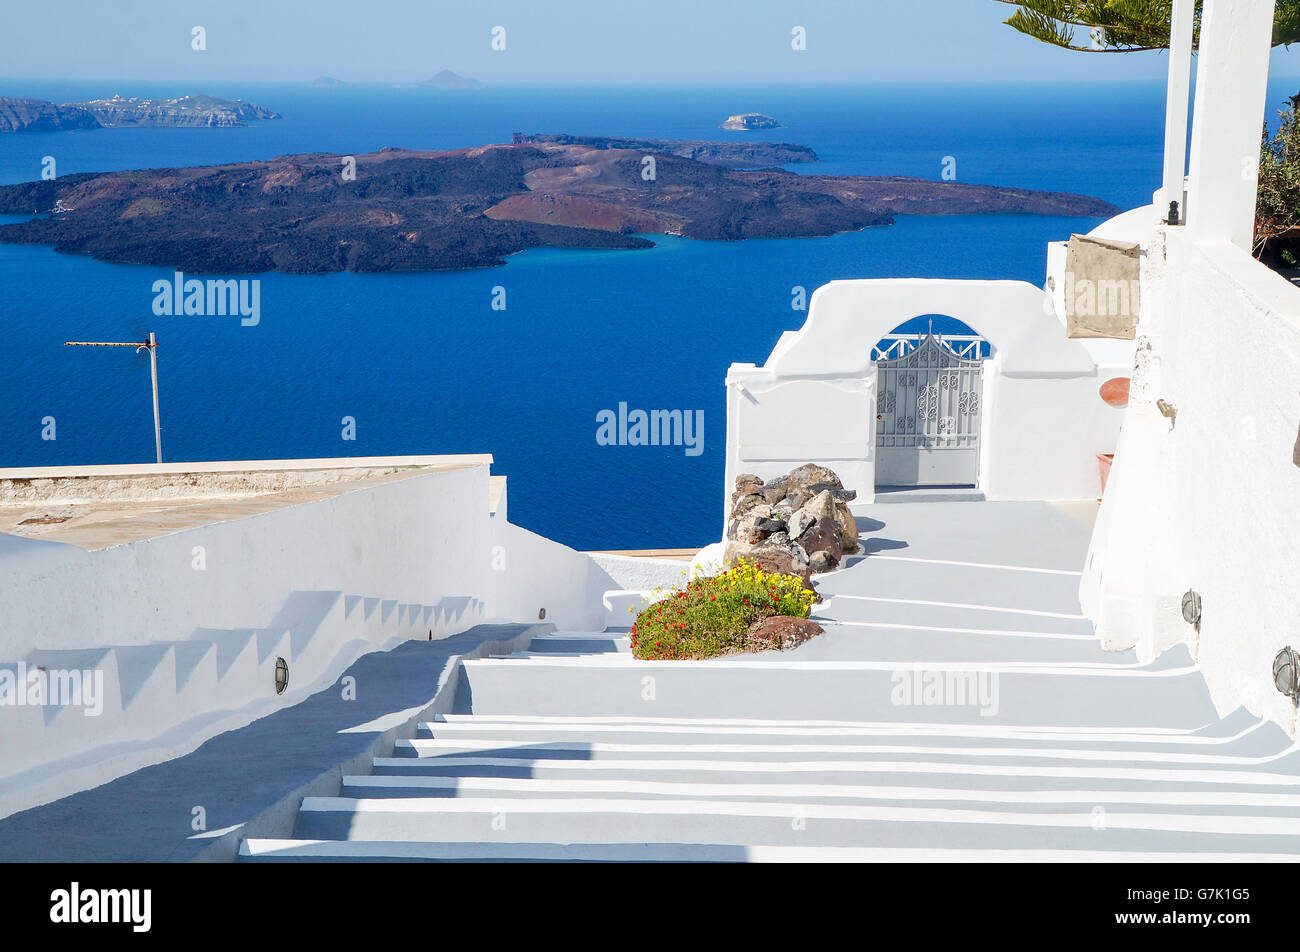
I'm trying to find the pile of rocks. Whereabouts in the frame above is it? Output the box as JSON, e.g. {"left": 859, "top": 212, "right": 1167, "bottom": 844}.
{"left": 724, "top": 464, "right": 859, "bottom": 583}
{"left": 746, "top": 615, "right": 825, "bottom": 651}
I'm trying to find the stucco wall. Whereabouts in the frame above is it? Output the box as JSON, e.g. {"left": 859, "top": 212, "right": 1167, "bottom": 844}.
{"left": 587, "top": 553, "right": 694, "bottom": 593}
{"left": 723, "top": 278, "right": 1126, "bottom": 530}
{"left": 1, "top": 464, "right": 487, "bottom": 660}
{"left": 1083, "top": 226, "right": 1300, "bottom": 731}
{"left": 0, "top": 460, "right": 610, "bottom": 813}
{"left": 488, "top": 519, "right": 609, "bottom": 633}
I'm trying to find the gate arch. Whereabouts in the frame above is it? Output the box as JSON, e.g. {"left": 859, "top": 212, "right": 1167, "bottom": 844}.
{"left": 874, "top": 321, "right": 985, "bottom": 487}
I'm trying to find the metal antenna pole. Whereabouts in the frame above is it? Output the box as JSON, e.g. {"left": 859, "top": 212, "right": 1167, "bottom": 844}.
{"left": 64, "top": 333, "right": 163, "bottom": 464}
{"left": 147, "top": 332, "right": 162, "bottom": 464}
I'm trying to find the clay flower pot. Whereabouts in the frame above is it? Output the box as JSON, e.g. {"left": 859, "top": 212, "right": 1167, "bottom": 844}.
{"left": 1099, "top": 377, "right": 1130, "bottom": 407}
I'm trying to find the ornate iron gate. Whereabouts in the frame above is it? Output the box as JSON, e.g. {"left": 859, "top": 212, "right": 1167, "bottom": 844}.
{"left": 874, "top": 329, "right": 984, "bottom": 487}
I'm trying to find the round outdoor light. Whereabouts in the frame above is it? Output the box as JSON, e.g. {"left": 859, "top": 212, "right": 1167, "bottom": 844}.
{"left": 274, "top": 656, "right": 289, "bottom": 695}
{"left": 1273, "top": 648, "right": 1300, "bottom": 700}
{"left": 1181, "top": 589, "right": 1202, "bottom": 627}
{"left": 538, "top": 607, "right": 547, "bottom": 620}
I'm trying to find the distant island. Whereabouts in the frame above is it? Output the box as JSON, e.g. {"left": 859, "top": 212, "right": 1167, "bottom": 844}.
{"left": 315, "top": 71, "right": 485, "bottom": 90}
{"left": 0, "top": 94, "right": 281, "bottom": 132}
{"left": 419, "top": 70, "right": 484, "bottom": 89}
{"left": 0, "top": 136, "right": 1120, "bottom": 273}
{"left": 514, "top": 133, "right": 816, "bottom": 167}
{"left": 720, "top": 113, "right": 781, "bottom": 131}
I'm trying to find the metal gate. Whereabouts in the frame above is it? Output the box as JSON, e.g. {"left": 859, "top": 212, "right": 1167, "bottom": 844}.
{"left": 874, "top": 329, "right": 984, "bottom": 487}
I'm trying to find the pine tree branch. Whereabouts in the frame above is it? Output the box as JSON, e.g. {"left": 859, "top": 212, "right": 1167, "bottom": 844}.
{"left": 990, "top": 0, "right": 1176, "bottom": 42}
{"left": 990, "top": 0, "right": 1228, "bottom": 51}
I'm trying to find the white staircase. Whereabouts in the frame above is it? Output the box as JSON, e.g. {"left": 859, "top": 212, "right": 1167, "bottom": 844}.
{"left": 236, "top": 503, "right": 1300, "bottom": 862}
{"left": 239, "top": 626, "right": 1300, "bottom": 861}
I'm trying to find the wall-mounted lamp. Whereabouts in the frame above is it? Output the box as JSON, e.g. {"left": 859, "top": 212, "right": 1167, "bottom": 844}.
{"left": 1181, "top": 589, "right": 1201, "bottom": 628}
{"left": 1156, "top": 399, "right": 1177, "bottom": 419}
{"left": 538, "top": 607, "right": 547, "bottom": 620}
{"left": 274, "top": 656, "right": 289, "bottom": 695}
{"left": 1166, "top": 201, "right": 1181, "bottom": 226}
{"left": 1273, "top": 647, "right": 1300, "bottom": 700}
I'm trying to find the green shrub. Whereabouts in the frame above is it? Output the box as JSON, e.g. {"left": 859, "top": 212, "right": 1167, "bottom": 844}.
{"left": 1257, "top": 92, "right": 1300, "bottom": 265}
{"left": 629, "top": 560, "right": 817, "bottom": 660}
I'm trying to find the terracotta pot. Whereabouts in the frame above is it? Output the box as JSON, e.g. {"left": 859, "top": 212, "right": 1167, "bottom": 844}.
{"left": 1099, "top": 377, "right": 1130, "bottom": 407}
{"left": 1097, "top": 453, "right": 1115, "bottom": 496}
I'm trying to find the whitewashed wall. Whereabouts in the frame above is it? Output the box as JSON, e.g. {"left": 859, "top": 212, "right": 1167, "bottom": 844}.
{"left": 1082, "top": 226, "right": 1300, "bottom": 730}
{"left": 1, "top": 464, "right": 487, "bottom": 660}
{"left": 488, "top": 520, "right": 609, "bottom": 633}
{"left": 724, "top": 278, "right": 1126, "bottom": 531}
{"left": 0, "top": 459, "right": 610, "bottom": 815}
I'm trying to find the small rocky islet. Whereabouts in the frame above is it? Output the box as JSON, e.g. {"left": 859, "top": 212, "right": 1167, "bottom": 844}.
{"left": 719, "top": 112, "right": 782, "bottom": 131}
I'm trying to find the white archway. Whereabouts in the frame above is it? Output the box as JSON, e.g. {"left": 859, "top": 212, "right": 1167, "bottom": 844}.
{"left": 723, "top": 278, "right": 1117, "bottom": 519}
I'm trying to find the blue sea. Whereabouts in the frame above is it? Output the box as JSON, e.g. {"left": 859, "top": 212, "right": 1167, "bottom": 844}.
{"left": 0, "top": 79, "right": 1295, "bottom": 549}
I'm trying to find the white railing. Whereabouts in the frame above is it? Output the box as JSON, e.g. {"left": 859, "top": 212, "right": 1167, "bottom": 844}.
{"left": 872, "top": 334, "right": 990, "bottom": 361}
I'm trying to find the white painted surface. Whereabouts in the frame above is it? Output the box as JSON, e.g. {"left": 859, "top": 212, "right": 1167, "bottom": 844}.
{"left": 724, "top": 278, "right": 1127, "bottom": 530}
{"left": 601, "top": 589, "right": 660, "bottom": 629}
{"left": 244, "top": 499, "right": 1300, "bottom": 860}
{"left": 690, "top": 541, "right": 728, "bottom": 578}
{"left": 586, "top": 553, "right": 692, "bottom": 593}
{"left": 1185, "top": 0, "right": 1276, "bottom": 250}
{"left": 487, "top": 520, "right": 608, "bottom": 634}
{"left": 1083, "top": 225, "right": 1300, "bottom": 733}
{"left": 1158, "top": 0, "right": 1196, "bottom": 221}
{"left": 0, "top": 458, "right": 610, "bottom": 816}
{"left": 1081, "top": 2, "right": 1297, "bottom": 725}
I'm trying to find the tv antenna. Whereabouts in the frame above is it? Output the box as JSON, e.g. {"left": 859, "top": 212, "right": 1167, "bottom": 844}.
{"left": 63, "top": 332, "right": 163, "bottom": 464}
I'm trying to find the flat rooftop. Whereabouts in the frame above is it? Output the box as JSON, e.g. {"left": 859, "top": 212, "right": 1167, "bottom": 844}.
{"left": 0, "top": 455, "right": 493, "bottom": 551}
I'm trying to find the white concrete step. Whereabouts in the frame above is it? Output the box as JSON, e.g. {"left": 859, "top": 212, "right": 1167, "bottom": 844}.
{"left": 369, "top": 752, "right": 1300, "bottom": 795}
{"left": 393, "top": 736, "right": 1294, "bottom": 769}
{"left": 285, "top": 794, "right": 1300, "bottom": 854}
{"left": 784, "top": 621, "right": 1134, "bottom": 664}
{"left": 819, "top": 594, "right": 1096, "bottom": 636}
{"left": 525, "top": 635, "right": 630, "bottom": 655}
{"left": 454, "top": 647, "right": 1217, "bottom": 727}
{"left": 409, "top": 717, "right": 1280, "bottom": 755}
{"left": 238, "top": 839, "right": 1299, "bottom": 863}
{"left": 816, "top": 556, "right": 1083, "bottom": 614}
{"left": 336, "top": 772, "right": 1300, "bottom": 811}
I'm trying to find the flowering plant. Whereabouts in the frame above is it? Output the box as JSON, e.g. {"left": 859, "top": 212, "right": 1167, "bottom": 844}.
{"left": 628, "top": 560, "right": 816, "bottom": 660}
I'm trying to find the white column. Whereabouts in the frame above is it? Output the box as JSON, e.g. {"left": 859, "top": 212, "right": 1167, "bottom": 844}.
{"left": 1185, "top": 0, "right": 1277, "bottom": 250}
{"left": 1158, "top": 0, "right": 1196, "bottom": 222}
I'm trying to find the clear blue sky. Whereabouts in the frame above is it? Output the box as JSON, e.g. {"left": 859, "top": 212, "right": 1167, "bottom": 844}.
{"left": 2, "top": 0, "right": 1298, "bottom": 84}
